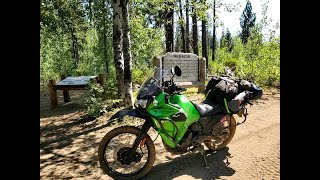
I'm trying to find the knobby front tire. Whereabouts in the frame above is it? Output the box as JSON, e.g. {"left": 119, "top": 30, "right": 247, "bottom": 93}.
{"left": 98, "top": 126, "right": 155, "bottom": 180}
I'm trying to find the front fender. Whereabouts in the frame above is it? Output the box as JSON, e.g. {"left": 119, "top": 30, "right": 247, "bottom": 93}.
{"left": 108, "top": 108, "right": 149, "bottom": 122}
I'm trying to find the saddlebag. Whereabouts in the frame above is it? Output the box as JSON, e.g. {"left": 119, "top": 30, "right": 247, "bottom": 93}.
{"left": 249, "top": 84, "right": 263, "bottom": 100}
{"left": 205, "top": 77, "right": 239, "bottom": 104}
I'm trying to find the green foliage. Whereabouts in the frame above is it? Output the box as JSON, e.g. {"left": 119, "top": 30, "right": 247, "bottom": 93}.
{"left": 80, "top": 82, "right": 106, "bottom": 117}
{"left": 130, "top": 8, "right": 164, "bottom": 68}
{"left": 224, "top": 58, "right": 237, "bottom": 68}
{"left": 209, "top": 0, "right": 279, "bottom": 87}
{"left": 76, "top": 28, "right": 101, "bottom": 75}
{"left": 80, "top": 77, "right": 119, "bottom": 117}
{"left": 40, "top": 0, "right": 164, "bottom": 85}
{"left": 209, "top": 32, "right": 280, "bottom": 87}
{"left": 41, "top": 0, "right": 280, "bottom": 110}
{"left": 240, "top": 0, "right": 256, "bottom": 44}
{"left": 132, "top": 67, "right": 153, "bottom": 86}
{"left": 220, "top": 28, "right": 233, "bottom": 52}
{"left": 40, "top": 28, "right": 74, "bottom": 84}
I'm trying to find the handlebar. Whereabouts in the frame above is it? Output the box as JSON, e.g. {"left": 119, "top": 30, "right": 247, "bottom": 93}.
{"left": 162, "top": 80, "right": 186, "bottom": 94}
{"left": 234, "top": 91, "right": 253, "bottom": 108}
{"left": 175, "top": 86, "right": 186, "bottom": 93}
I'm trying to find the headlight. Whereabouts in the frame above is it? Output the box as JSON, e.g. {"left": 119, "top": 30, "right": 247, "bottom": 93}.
{"left": 135, "top": 99, "right": 148, "bottom": 108}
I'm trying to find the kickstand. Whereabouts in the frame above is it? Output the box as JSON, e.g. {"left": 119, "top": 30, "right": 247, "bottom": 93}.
{"left": 199, "top": 145, "right": 209, "bottom": 168}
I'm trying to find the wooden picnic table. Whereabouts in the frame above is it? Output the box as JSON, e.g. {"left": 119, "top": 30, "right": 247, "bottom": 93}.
{"left": 48, "top": 74, "right": 106, "bottom": 109}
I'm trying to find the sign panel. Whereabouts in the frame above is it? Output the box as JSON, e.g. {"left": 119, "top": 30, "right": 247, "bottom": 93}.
{"left": 162, "top": 52, "right": 199, "bottom": 82}
{"left": 55, "top": 76, "right": 97, "bottom": 86}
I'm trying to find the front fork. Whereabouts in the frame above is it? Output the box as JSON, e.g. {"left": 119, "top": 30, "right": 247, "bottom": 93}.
{"left": 125, "top": 119, "right": 152, "bottom": 163}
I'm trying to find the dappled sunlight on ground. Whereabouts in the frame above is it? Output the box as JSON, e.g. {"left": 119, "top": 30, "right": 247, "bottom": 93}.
{"left": 40, "top": 89, "right": 279, "bottom": 179}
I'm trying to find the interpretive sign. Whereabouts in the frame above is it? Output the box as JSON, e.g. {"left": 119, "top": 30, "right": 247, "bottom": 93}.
{"left": 48, "top": 74, "right": 105, "bottom": 109}
{"left": 162, "top": 52, "right": 199, "bottom": 82}
{"left": 153, "top": 52, "right": 206, "bottom": 92}
{"left": 55, "top": 76, "right": 97, "bottom": 86}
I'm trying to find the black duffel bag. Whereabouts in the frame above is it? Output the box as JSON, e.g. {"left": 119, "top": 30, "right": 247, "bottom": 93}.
{"left": 205, "top": 77, "right": 238, "bottom": 104}
{"left": 249, "top": 83, "right": 263, "bottom": 100}
{"left": 236, "top": 79, "right": 263, "bottom": 100}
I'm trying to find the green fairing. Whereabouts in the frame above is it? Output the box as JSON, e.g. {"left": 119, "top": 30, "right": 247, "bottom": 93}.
{"left": 147, "top": 93, "right": 180, "bottom": 118}
{"left": 169, "top": 94, "right": 201, "bottom": 126}
{"left": 147, "top": 92, "right": 200, "bottom": 148}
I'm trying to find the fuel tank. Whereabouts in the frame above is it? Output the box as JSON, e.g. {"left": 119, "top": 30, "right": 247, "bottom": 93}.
{"left": 147, "top": 93, "right": 200, "bottom": 148}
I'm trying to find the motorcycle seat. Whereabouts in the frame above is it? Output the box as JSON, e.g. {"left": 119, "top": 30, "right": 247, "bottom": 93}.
{"left": 192, "top": 99, "right": 222, "bottom": 116}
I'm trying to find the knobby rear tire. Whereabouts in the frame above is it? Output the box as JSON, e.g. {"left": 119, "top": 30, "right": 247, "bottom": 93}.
{"left": 204, "top": 115, "right": 237, "bottom": 151}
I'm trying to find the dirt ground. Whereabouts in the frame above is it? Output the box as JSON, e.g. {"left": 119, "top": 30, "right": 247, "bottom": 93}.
{"left": 40, "top": 89, "right": 280, "bottom": 180}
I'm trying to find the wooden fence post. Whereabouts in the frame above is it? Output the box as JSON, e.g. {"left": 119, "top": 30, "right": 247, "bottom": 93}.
{"left": 98, "top": 73, "right": 106, "bottom": 86}
{"left": 48, "top": 80, "right": 58, "bottom": 109}
{"left": 61, "top": 74, "right": 70, "bottom": 103}
{"left": 153, "top": 56, "right": 161, "bottom": 86}
{"left": 198, "top": 57, "right": 206, "bottom": 93}
{"left": 153, "top": 56, "right": 161, "bottom": 68}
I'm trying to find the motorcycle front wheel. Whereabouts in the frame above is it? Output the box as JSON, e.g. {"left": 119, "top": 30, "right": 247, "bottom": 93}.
{"left": 98, "top": 126, "right": 155, "bottom": 180}
{"left": 204, "top": 115, "right": 237, "bottom": 151}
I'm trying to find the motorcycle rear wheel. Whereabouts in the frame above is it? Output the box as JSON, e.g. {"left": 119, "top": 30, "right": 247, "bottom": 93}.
{"left": 204, "top": 115, "right": 236, "bottom": 151}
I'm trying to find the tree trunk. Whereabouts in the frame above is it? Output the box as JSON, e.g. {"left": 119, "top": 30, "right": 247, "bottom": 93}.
{"left": 103, "top": 20, "right": 109, "bottom": 75}
{"left": 102, "top": 0, "right": 109, "bottom": 75}
{"left": 207, "top": 27, "right": 210, "bottom": 60}
{"left": 89, "top": 0, "right": 93, "bottom": 24}
{"left": 165, "top": 1, "right": 174, "bottom": 52}
{"left": 69, "top": 25, "right": 79, "bottom": 69}
{"left": 121, "top": 0, "right": 134, "bottom": 108}
{"left": 185, "top": 0, "right": 190, "bottom": 53}
{"left": 56, "top": 0, "right": 72, "bottom": 70}
{"left": 192, "top": 0, "right": 198, "bottom": 55}
{"left": 201, "top": 0, "right": 208, "bottom": 67}
{"left": 175, "top": 26, "right": 180, "bottom": 52}
{"left": 212, "top": 0, "right": 216, "bottom": 61}
{"left": 179, "top": 0, "right": 186, "bottom": 52}
{"left": 112, "top": 0, "right": 124, "bottom": 99}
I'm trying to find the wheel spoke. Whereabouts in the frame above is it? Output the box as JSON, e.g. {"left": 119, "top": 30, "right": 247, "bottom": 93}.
{"left": 103, "top": 132, "right": 149, "bottom": 175}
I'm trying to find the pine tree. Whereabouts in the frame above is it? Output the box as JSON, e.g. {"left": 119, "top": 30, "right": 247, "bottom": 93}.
{"left": 191, "top": 0, "right": 198, "bottom": 55}
{"left": 178, "top": 0, "right": 186, "bottom": 52}
{"left": 240, "top": 0, "right": 256, "bottom": 44}
{"left": 220, "top": 28, "right": 225, "bottom": 48}
{"left": 185, "top": 0, "right": 191, "bottom": 53}
{"left": 225, "top": 28, "right": 233, "bottom": 52}
{"left": 201, "top": 0, "right": 208, "bottom": 67}
{"left": 164, "top": 0, "right": 174, "bottom": 52}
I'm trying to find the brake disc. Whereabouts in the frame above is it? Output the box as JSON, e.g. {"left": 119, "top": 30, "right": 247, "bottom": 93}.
{"left": 113, "top": 143, "right": 142, "bottom": 168}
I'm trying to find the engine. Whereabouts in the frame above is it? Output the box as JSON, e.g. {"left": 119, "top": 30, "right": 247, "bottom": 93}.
{"left": 189, "top": 113, "right": 224, "bottom": 135}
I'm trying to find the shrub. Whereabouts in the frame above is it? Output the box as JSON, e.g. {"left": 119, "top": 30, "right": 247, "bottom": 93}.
{"left": 80, "top": 77, "right": 119, "bottom": 118}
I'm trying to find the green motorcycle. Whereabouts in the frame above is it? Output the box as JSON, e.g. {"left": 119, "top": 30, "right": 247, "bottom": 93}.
{"left": 98, "top": 66, "right": 262, "bottom": 179}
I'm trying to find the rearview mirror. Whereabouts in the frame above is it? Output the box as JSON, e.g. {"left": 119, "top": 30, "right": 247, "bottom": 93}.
{"left": 174, "top": 66, "right": 181, "bottom": 77}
